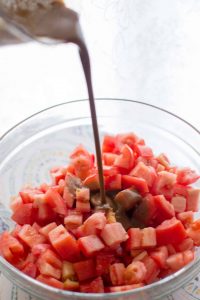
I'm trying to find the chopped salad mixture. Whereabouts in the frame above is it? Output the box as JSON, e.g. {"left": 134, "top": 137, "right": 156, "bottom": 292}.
{"left": 0, "top": 132, "right": 199, "bottom": 293}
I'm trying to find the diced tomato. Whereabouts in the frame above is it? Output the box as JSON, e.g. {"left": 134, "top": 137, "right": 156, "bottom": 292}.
{"left": 10, "top": 196, "right": 22, "bottom": 212}
{"left": 64, "top": 214, "right": 83, "bottom": 230}
{"left": 76, "top": 200, "right": 91, "bottom": 213}
{"left": 21, "top": 262, "right": 37, "bottom": 278}
{"left": 50, "top": 167, "right": 66, "bottom": 185}
{"left": 11, "top": 224, "right": 22, "bottom": 238}
{"left": 107, "top": 283, "right": 144, "bottom": 292}
{"left": 130, "top": 162, "right": 157, "bottom": 187}
{"left": 18, "top": 225, "right": 46, "bottom": 248}
{"left": 81, "top": 212, "right": 106, "bottom": 236}
{"left": 166, "top": 252, "right": 191, "bottom": 271}
{"left": 124, "top": 261, "right": 147, "bottom": 284}
{"left": 32, "top": 244, "right": 51, "bottom": 257}
{"left": 39, "top": 222, "right": 57, "bottom": 238}
{"left": 76, "top": 188, "right": 90, "bottom": 203}
{"left": 135, "top": 145, "right": 153, "bottom": 158}
{"left": 78, "top": 235, "right": 105, "bottom": 257}
{"left": 177, "top": 211, "right": 194, "bottom": 228}
{"left": 80, "top": 276, "right": 104, "bottom": 293}
{"left": 48, "top": 225, "right": 80, "bottom": 262}
{"left": 141, "top": 227, "right": 156, "bottom": 248}
{"left": 103, "top": 153, "right": 118, "bottom": 166}
{"left": 105, "top": 174, "right": 122, "bottom": 190}
{"left": 156, "top": 164, "right": 165, "bottom": 172}
{"left": 19, "top": 188, "right": 42, "bottom": 204}
{"left": 150, "top": 246, "right": 168, "bottom": 269}
{"left": 110, "top": 263, "right": 125, "bottom": 285}
{"left": 96, "top": 252, "right": 116, "bottom": 276}
{"left": 156, "top": 153, "right": 170, "bottom": 169}
{"left": 171, "top": 196, "right": 186, "bottom": 213}
{"left": 167, "top": 244, "right": 176, "bottom": 255}
{"left": 187, "top": 189, "right": 200, "bottom": 212}
{"left": 35, "top": 202, "right": 56, "bottom": 225}
{"left": 126, "top": 228, "right": 142, "bottom": 250}
{"left": 83, "top": 174, "right": 100, "bottom": 190}
{"left": 173, "top": 184, "right": 188, "bottom": 198}
{"left": 103, "top": 166, "right": 118, "bottom": 176}
{"left": 45, "top": 188, "right": 67, "bottom": 216}
{"left": 122, "top": 175, "right": 149, "bottom": 195}
{"left": 116, "top": 133, "right": 140, "bottom": 151}
{"left": 142, "top": 256, "right": 160, "bottom": 284}
{"left": 186, "top": 219, "right": 200, "bottom": 245}
{"left": 72, "top": 155, "right": 92, "bottom": 180}
{"left": 114, "top": 145, "right": 134, "bottom": 170}
{"left": 133, "top": 194, "right": 156, "bottom": 226}
{"left": 37, "top": 249, "right": 62, "bottom": 279}
{"left": 175, "top": 238, "right": 194, "bottom": 252}
{"left": 102, "top": 135, "right": 116, "bottom": 153}
{"left": 153, "top": 195, "right": 175, "bottom": 224}
{"left": 12, "top": 203, "right": 36, "bottom": 225}
{"left": 156, "top": 218, "right": 186, "bottom": 246}
{"left": 101, "top": 223, "right": 128, "bottom": 248}
{"left": 74, "top": 259, "right": 95, "bottom": 281}
{"left": 0, "top": 231, "right": 24, "bottom": 262}
{"left": 152, "top": 171, "right": 177, "bottom": 199}
{"left": 37, "top": 275, "right": 64, "bottom": 289}
{"left": 64, "top": 279, "right": 79, "bottom": 291}
{"left": 63, "top": 186, "right": 74, "bottom": 208}
{"left": 32, "top": 222, "right": 41, "bottom": 232}
{"left": 132, "top": 251, "right": 148, "bottom": 262}
{"left": 177, "top": 168, "right": 200, "bottom": 185}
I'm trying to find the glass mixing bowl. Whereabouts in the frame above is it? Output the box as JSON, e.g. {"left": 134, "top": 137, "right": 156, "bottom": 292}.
{"left": 0, "top": 99, "right": 199, "bottom": 300}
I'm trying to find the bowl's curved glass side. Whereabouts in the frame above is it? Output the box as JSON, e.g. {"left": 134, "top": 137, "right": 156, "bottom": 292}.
{"left": 0, "top": 99, "right": 199, "bottom": 300}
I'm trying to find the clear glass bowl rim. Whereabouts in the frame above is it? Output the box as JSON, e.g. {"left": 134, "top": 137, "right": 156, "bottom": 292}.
{"left": 0, "top": 98, "right": 199, "bottom": 300}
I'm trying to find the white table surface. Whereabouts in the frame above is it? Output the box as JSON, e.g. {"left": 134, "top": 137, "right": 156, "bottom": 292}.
{"left": 0, "top": 1, "right": 199, "bottom": 299}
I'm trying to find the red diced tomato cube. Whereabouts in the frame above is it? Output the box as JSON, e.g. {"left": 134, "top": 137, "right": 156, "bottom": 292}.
{"left": 122, "top": 175, "right": 149, "bottom": 195}
{"left": 130, "top": 162, "right": 157, "bottom": 187}
{"left": 0, "top": 231, "right": 24, "bottom": 262}
{"left": 12, "top": 203, "right": 36, "bottom": 225}
{"left": 154, "top": 195, "right": 175, "bottom": 223}
{"left": 187, "top": 189, "right": 200, "bottom": 212}
{"left": 19, "top": 188, "right": 42, "bottom": 204}
{"left": 126, "top": 228, "right": 142, "bottom": 250}
{"left": 37, "top": 275, "right": 64, "bottom": 289}
{"left": 80, "top": 276, "right": 104, "bottom": 293}
{"left": 103, "top": 153, "right": 118, "bottom": 166}
{"left": 124, "top": 261, "right": 147, "bottom": 284}
{"left": 136, "top": 145, "right": 153, "bottom": 158}
{"left": 132, "top": 250, "right": 148, "bottom": 262}
{"left": 105, "top": 174, "right": 122, "bottom": 190}
{"left": 152, "top": 171, "right": 177, "bottom": 199}
{"left": 64, "top": 214, "right": 83, "bottom": 230}
{"left": 10, "top": 196, "right": 22, "bottom": 212}
{"left": 74, "top": 259, "right": 95, "bottom": 281}
{"left": 18, "top": 225, "right": 46, "bottom": 248}
{"left": 48, "top": 225, "right": 80, "bottom": 262}
{"left": 96, "top": 252, "right": 116, "bottom": 276}
{"left": 76, "top": 188, "right": 90, "bottom": 203}
{"left": 78, "top": 235, "right": 105, "bottom": 257}
{"left": 21, "top": 262, "right": 37, "bottom": 278}
{"left": 150, "top": 246, "right": 168, "bottom": 268}
{"left": 102, "top": 135, "right": 116, "bottom": 153}
{"left": 177, "top": 211, "right": 194, "bottom": 228}
{"left": 110, "top": 263, "right": 125, "bottom": 285}
{"left": 171, "top": 196, "right": 186, "bottom": 213}
{"left": 175, "top": 238, "right": 194, "bottom": 252}
{"left": 39, "top": 222, "right": 57, "bottom": 238}
{"left": 156, "top": 218, "right": 186, "bottom": 246}
{"left": 82, "top": 212, "right": 106, "bottom": 236}
{"left": 100, "top": 223, "right": 128, "bottom": 248}
{"left": 45, "top": 188, "right": 67, "bottom": 216}
{"left": 32, "top": 222, "right": 41, "bottom": 232}
{"left": 50, "top": 167, "right": 66, "bottom": 185}
{"left": 142, "top": 256, "right": 160, "bottom": 284}
{"left": 83, "top": 174, "right": 100, "bottom": 190}
{"left": 76, "top": 200, "right": 91, "bottom": 213}
{"left": 32, "top": 244, "right": 51, "bottom": 257}
{"left": 166, "top": 253, "right": 185, "bottom": 271}
{"left": 141, "top": 227, "right": 156, "bottom": 248}
{"left": 72, "top": 155, "right": 91, "bottom": 180}
{"left": 156, "top": 153, "right": 170, "bottom": 169}
{"left": 177, "top": 168, "right": 200, "bottom": 185}
{"left": 114, "top": 145, "right": 134, "bottom": 170}
{"left": 63, "top": 186, "right": 74, "bottom": 208}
